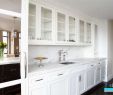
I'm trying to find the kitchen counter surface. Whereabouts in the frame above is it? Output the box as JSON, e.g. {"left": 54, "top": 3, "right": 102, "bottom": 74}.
{"left": 0, "top": 57, "right": 20, "bottom": 65}
{"left": 28, "top": 58, "right": 106, "bottom": 76}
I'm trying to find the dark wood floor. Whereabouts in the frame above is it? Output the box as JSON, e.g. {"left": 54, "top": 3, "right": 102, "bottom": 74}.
{"left": 82, "top": 79, "right": 113, "bottom": 95}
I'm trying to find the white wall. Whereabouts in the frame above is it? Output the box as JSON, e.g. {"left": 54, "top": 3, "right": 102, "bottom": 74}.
{"left": 107, "top": 20, "right": 113, "bottom": 81}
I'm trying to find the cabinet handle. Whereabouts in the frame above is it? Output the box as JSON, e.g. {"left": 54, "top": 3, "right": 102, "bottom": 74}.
{"left": 91, "top": 65, "right": 94, "bottom": 66}
{"left": 98, "top": 63, "right": 100, "bottom": 64}
{"left": 57, "top": 74, "right": 63, "bottom": 76}
{"left": 36, "top": 79, "right": 43, "bottom": 81}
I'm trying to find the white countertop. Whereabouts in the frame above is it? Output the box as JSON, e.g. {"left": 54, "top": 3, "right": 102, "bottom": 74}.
{"left": 0, "top": 57, "right": 20, "bottom": 65}
{"left": 28, "top": 58, "right": 106, "bottom": 76}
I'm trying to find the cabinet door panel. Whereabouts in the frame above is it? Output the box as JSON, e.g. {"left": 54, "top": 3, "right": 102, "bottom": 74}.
{"left": 87, "top": 68, "right": 95, "bottom": 89}
{"left": 79, "top": 72, "right": 86, "bottom": 94}
{"left": 31, "top": 85, "right": 48, "bottom": 95}
{"left": 57, "top": 12, "right": 66, "bottom": 42}
{"left": 95, "top": 67, "right": 101, "bottom": 84}
{"left": 50, "top": 78, "right": 68, "bottom": 95}
{"left": 70, "top": 73, "right": 79, "bottom": 95}
{"left": 41, "top": 7, "right": 52, "bottom": 41}
{"left": 101, "top": 64, "right": 105, "bottom": 81}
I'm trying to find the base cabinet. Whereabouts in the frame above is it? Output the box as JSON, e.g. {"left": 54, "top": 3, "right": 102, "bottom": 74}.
{"left": 29, "top": 60, "right": 106, "bottom": 95}
{"left": 70, "top": 72, "right": 79, "bottom": 95}
{"left": 86, "top": 65, "right": 95, "bottom": 89}
{"left": 70, "top": 70, "right": 86, "bottom": 95}
{"left": 50, "top": 78, "right": 69, "bottom": 95}
{"left": 30, "top": 85, "right": 48, "bottom": 95}
{"left": 95, "top": 66, "right": 101, "bottom": 84}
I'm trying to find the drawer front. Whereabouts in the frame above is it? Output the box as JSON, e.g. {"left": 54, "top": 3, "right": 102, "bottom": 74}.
{"left": 3, "top": 64, "right": 20, "bottom": 82}
{"left": 47, "top": 70, "right": 69, "bottom": 81}
{"left": 29, "top": 75, "right": 47, "bottom": 87}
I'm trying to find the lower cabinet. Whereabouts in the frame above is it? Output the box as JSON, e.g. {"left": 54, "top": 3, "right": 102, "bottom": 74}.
{"left": 29, "top": 60, "right": 106, "bottom": 95}
{"left": 30, "top": 84, "right": 48, "bottom": 95}
{"left": 70, "top": 70, "right": 86, "bottom": 95}
{"left": 101, "top": 61, "right": 106, "bottom": 81}
{"left": 50, "top": 77, "right": 69, "bottom": 95}
{"left": 95, "top": 65, "right": 101, "bottom": 84}
{"left": 86, "top": 65, "right": 95, "bottom": 89}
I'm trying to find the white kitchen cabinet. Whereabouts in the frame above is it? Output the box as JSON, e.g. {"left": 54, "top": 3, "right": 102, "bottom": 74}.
{"left": 79, "top": 20, "right": 85, "bottom": 43}
{"left": 50, "top": 77, "right": 69, "bottom": 95}
{"left": 95, "top": 64, "right": 101, "bottom": 84}
{"left": 28, "top": 1, "right": 94, "bottom": 45}
{"left": 56, "top": 12, "right": 67, "bottom": 43}
{"left": 28, "top": 3, "right": 36, "bottom": 40}
{"left": 49, "top": 70, "right": 69, "bottom": 95}
{"left": 100, "top": 61, "right": 105, "bottom": 81}
{"left": 70, "top": 70, "right": 86, "bottom": 95}
{"left": 86, "top": 65, "right": 95, "bottom": 89}
{"left": 86, "top": 22, "right": 92, "bottom": 43}
{"left": 30, "top": 85, "right": 48, "bottom": 95}
{"left": 78, "top": 71, "right": 86, "bottom": 94}
{"left": 68, "top": 16, "right": 77, "bottom": 43}
{"left": 70, "top": 72, "right": 79, "bottom": 95}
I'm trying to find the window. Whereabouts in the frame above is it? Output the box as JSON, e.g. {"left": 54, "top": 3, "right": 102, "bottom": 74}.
{"left": 2, "top": 31, "right": 8, "bottom": 54}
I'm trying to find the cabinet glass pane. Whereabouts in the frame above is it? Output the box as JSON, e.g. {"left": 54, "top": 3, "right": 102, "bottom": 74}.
{"left": 28, "top": 3, "right": 36, "bottom": 40}
{"left": 57, "top": 13, "right": 66, "bottom": 41}
{"left": 86, "top": 23, "right": 91, "bottom": 43}
{"left": 79, "top": 20, "right": 85, "bottom": 43}
{"left": 41, "top": 7, "right": 52, "bottom": 40}
{"left": 69, "top": 17, "right": 76, "bottom": 42}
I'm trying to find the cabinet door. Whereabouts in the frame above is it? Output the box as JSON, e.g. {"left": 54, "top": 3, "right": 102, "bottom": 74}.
{"left": 28, "top": 3, "right": 36, "bottom": 40}
{"left": 57, "top": 12, "right": 66, "bottom": 42}
{"left": 86, "top": 23, "right": 91, "bottom": 43}
{"left": 69, "top": 16, "right": 76, "bottom": 43}
{"left": 30, "top": 85, "right": 48, "bottom": 95}
{"left": 79, "top": 71, "right": 86, "bottom": 94}
{"left": 70, "top": 73, "right": 79, "bottom": 95}
{"left": 50, "top": 77, "right": 69, "bottom": 95}
{"left": 40, "top": 7, "right": 53, "bottom": 41}
{"left": 87, "top": 66, "right": 95, "bottom": 89}
{"left": 101, "top": 63, "right": 105, "bottom": 81}
{"left": 79, "top": 20, "right": 85, "bottom": 43}
{"left": 95, "top": 66, "right": 101, "bottom": 84}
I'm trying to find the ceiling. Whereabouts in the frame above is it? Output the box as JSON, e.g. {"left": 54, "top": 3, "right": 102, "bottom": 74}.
{"left": 0, "top": 0, "right": 21, "bottom": 13}
{"left": 48, "top": 0, "right": 113, "bottom": 20}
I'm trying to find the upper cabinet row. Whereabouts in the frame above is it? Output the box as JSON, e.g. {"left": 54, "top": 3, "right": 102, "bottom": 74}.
{"left": 28, "top": 1, "right": 95, "bottom": 46}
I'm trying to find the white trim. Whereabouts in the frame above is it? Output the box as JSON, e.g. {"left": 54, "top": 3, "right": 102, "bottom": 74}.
{"left": 0, "top": 79, "right": 21, "bottom": 89}
{"left": 0, "top": 9, "right": 21, "bottom": 18}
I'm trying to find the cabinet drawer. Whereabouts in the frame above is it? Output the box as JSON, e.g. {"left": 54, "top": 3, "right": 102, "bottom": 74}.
{"left": 47, "top": 70, "right": 69, "bottom": 81}
{"left": 3, "top": 64, "right": 20, "bottom": 82}
{"left": 29, "top": 74, "right": 47, "bottom": 87}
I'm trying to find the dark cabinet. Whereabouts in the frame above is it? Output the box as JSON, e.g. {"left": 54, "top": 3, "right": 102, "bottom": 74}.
{"left": 0, "top": 63, "right": 20, "bottom": 83}
{"left": 0, "top": 84, "right": 21, "bottom": 95}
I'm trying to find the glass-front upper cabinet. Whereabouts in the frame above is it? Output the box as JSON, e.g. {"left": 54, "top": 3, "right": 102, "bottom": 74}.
{"left": 86, "top": 23, "right": 91, "bottom": 43}
{"left": 28, "top": 3, "right": 36, "bottom": 40}
{"left": 69, "top": 16, "right": 76, "bottom": 42}
{"left": 57, "top": 12, "right": 66, "bottom": 42}
{"left": 79, "top": 20, "right": 85, "bottom": 43}
{"left": 41, "top": 7, "right": 52, "bottom": 41}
